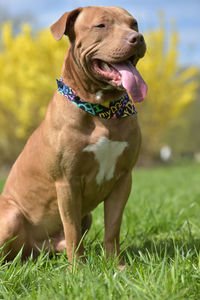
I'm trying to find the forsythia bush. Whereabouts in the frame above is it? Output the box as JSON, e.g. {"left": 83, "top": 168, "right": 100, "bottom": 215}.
{"left": 0, "top": 23, "right": 67, "bottom": 163}
{"left": 0, "top": 22, "right": 198, "bottom": 164}
{"left": 137, "top": 26, "right": 198, "bottom": 155}
{"left": 0, "top": 23, "right": 67, "bottom": 138}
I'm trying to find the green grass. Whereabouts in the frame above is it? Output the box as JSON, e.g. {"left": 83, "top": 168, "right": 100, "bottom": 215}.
{"left": 1, "top": 162, "right": 200, "bottom": 299}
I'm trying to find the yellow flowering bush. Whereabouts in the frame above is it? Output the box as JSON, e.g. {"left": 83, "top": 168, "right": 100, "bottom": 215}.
{"left": 0, "top": 22, "right": 198, "bottom": 163}
{"left": 137, "top": 26, "right": 198, "bottom": 155}
{"left": 0, "top": 23, "right": 67, "bottom": 138}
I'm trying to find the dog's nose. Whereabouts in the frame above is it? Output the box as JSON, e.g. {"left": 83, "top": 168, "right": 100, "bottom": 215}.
{"left": 128, "top": 32, "right": 144, "bottom": 45}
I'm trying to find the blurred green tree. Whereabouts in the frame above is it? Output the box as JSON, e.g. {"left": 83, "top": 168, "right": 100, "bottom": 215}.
{"left": 164, "top": 74, "right": 200, "bottom": 158}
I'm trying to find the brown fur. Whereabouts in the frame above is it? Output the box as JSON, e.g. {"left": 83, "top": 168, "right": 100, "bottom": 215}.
{"left": 0, "top": 6, "right": 146, "bottom": 266}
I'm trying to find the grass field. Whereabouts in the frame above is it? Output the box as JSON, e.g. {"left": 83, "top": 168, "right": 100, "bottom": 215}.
{"left": 0, "top": 162, "right": 200, "bottom": 299}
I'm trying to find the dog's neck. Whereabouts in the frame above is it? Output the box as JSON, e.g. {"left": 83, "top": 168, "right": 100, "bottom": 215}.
{"left": 61, "top": 49, "right": 125, "bottom": 104}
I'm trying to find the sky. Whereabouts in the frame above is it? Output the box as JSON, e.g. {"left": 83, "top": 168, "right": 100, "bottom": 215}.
{"left": 0, "top": 0, "right": 199, "bottom": 67}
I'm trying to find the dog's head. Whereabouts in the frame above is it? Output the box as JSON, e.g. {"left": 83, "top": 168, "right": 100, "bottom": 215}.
{"left": 51, "top": 6, "right": 147, "bottom": 103}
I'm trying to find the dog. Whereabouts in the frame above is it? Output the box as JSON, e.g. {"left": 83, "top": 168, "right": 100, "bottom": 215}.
{"left": 0, "top": 6, "right": 147, "bottom": 267}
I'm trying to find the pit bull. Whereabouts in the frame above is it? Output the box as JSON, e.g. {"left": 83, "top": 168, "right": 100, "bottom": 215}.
{"left": 0, "top": 6, "right": 147, "bottom": 267}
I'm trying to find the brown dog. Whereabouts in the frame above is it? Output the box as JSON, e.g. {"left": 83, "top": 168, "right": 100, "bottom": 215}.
{"left": 0, "top": 6, "right": 147, "bottom": 266}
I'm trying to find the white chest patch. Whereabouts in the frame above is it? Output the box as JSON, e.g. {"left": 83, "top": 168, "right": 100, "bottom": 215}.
{"left": 83, "top": 137, "right": 128, "bottom": 185}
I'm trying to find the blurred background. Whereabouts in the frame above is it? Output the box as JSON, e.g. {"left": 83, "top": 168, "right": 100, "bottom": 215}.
{"left": 0, "top": 0, "right": 199, "bottom": 174}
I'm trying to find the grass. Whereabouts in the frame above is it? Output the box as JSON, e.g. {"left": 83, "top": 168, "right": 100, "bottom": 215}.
{"left": 0, "top": 162, "right": 200, "bottom": 299}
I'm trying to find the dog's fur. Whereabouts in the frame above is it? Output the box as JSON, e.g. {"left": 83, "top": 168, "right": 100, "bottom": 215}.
{"left": 0, "top": 6, "right": 146, "bottom": 266}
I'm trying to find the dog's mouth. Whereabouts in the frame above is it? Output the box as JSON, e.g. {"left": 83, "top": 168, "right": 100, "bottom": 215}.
{"left": 92, "top": 59, "right": 123, "bottom": 86}
{"left": 92, "top": 57, "right": 147, "bottom": 103}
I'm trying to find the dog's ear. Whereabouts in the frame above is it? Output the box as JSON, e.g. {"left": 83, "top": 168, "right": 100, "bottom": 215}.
{"left": 50, "top": 7, "right": 82, "bottom": 41}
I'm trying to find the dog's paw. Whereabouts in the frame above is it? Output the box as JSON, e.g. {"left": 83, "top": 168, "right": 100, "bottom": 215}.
{"left": 117, "top": 258, "right": 126, "bottom": 271}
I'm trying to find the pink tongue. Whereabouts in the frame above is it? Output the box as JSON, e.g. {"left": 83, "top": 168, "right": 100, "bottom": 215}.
{"left": 112, "top": 61, "right": 148, "bottom": 103}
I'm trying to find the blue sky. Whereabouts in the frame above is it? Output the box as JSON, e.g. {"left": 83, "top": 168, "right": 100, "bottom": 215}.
{"left": 0, "top": 0, "right": 199, "bottom": 67}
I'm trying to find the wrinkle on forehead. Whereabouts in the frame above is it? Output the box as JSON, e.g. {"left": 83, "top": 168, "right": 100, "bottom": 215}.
{"left": 107, "top": 6, "right": 133, "bottom": 17}
{"left": 75, "top": 6, "right": 136, "bottom": 29}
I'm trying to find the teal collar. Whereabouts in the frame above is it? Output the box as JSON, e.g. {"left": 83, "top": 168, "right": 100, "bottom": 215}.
{"left": 57, "top": 78, "right": 137, "bottom": 119}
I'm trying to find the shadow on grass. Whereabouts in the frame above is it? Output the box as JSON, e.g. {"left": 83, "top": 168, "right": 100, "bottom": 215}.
{"left": 87, "top": 235, "right": 200, "bottom": 265}
{"left": 122, "top": 236, "right": 200, "bottom": 262}
{"left": 1, "top": 225, "right": 200, "bottom": 266}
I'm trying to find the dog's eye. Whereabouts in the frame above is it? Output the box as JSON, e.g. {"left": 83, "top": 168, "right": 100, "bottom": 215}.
{"left": 94, "top": 24, "right": 106, "bottom": 28}
{"left": 131, "top": 21, "right": 138, "bottom": 29}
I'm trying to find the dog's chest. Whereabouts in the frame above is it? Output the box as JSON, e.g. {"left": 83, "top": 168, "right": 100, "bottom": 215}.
{"left": 83, "top": 136, "right": 128, "bottom": 185}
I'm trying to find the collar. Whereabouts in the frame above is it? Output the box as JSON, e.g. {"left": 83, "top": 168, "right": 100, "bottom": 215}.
{"left": 56, "top": 78, "right": 137, "bottom": 119}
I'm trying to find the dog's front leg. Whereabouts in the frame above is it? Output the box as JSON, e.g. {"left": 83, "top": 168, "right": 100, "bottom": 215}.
{"left": 56, "top": 180, "right": 83, "bottom": 262}
{"left": 104, "top": 172, "right": 132, "bottom": 266}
